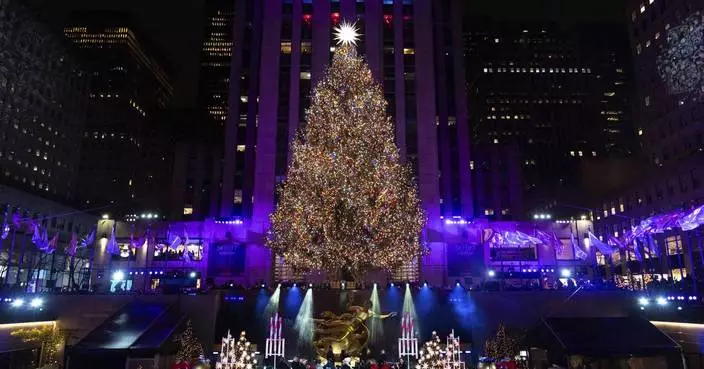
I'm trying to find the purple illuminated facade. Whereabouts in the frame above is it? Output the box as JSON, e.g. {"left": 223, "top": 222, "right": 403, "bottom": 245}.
{"left": 91, "top": 1, "right": 607, "bottom": 289}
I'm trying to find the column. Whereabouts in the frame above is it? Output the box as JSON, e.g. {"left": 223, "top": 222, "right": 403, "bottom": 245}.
{"left": 450, "top": 0, "right": 473, "bottom": 218}
{"left": 249, "top": 0, "right": 282, "bottom": 285}
{"left": 414, "top": 0, "right": 443, "bottom": 286}
{"left": 288, "top": 0, "right": 303, "bottom": 153}
{"left": 312, "top": 0, "right": 331, "bottom": 83}
{"left": 392, "top": 0, "right": 406, "bottom": 160}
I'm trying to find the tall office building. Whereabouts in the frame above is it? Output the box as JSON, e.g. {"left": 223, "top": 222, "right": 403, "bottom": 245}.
{"left": 63, "top": 13, "right": 173, "bottom": 216}
{"left": 592, "top": 1, "right": 703, "bottom": 279}
{"left": 169, "top": 0, "right": 235, "bottom": 221}
{"left": 211, "top": 0, "right": 472, "bottom": 285}
{"left": 200, "top": 0, "right": 235, "bottom": 125}
{"left": 0, "top": 2, "right": 90, "bottom": 204}
{"left": 465, "top": 21, "right": 636, "bottom": 220}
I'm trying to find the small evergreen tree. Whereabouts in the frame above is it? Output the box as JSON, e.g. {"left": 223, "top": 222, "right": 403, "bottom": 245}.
{"left": 175, "top": 320, "right": 204, "bottom": 362}
{"left": 417, "top": 331, "right": 445, "bottom": 369}
{"left": 484, "top": 322, "right": 521, "bottom": 360}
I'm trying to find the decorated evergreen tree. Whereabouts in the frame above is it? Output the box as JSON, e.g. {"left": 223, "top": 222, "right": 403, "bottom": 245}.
{"left": 267, "top": 22, "right": 425, "bottom": 280}
{"left": 175, "top": 320, "right": 204, "bottom": 362}
{"left": 417, "top": 331, "right": 445, "bottom": 369}
{"left": 484, "top": 322, "right": 521, "bottom": 360}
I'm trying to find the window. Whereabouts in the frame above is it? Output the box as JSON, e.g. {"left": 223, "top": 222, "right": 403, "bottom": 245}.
{"left": 301, "top": 42, "right": 312, "bottom": 54}
{"left": 280, "top": 42, "right": 292, "bottom": 54}
{"left": 666, "top": 235, "right": 682, "bottom": 255}
{"left": 403, "top": 48, "right": 414, "bottom": 55}
{"left": 237, "top": 145, "right": 246, "bottom": 152}
{"left": 300, "top": 71, "right": 311, "bottom": 80}
{"left": 183, "top": 207, "right": 193, "bottom": 215}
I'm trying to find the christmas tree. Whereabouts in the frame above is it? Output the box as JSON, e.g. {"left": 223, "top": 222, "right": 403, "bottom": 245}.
{"left": 216, "top": 331, "right": 256, "bottom": 369}
{"left": 484, "top": 322, "right": 521, "bottom": 360}
{"left": 417, "top": 331, "right": 445, "bottom": 369}
{"left": 175, "top": 320, "right": 204, "bottom": 362}
{"left": 267, "top": 22, "right": 425, "bottom": 280}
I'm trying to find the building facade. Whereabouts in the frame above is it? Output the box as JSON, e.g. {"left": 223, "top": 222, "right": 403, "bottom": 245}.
{"left": 465, "top": 21, "right": 637, "bottom": 220}
{"left": 63, "top": 13, "right": 173, "bottom": 217}
{"left": 592, "top": 1, "right": 704, "bottom": 287}
{"left": 0, "top": 1, "right": 90, "bottom": 204}
{"left": 212, "top": 0, "right": 474, "bottom": 286}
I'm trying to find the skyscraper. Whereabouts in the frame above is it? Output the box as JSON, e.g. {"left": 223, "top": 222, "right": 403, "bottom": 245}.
{"left": 592, "top": 1, "right": 703, "bottom": 281}
{"left": 215, "top": 0, "right": 472, "bottom": 285}
{"left": 63, "top": 12, "right": 173, "bottom": 216}
{"left": 465, "top": 21, "right": 636, "bottom": 220}
{"left": 0, "top": 2, "right": 90, "bottom": 204}
{"left": 200, "top": 0, "right": 235, "bottom": 125}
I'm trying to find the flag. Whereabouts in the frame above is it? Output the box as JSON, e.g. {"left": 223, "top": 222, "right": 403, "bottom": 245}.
{"left": 31, "top": 224, "right": 43, "bottom": 246}
{"left": 633, "top": 238, "right": 643, "bottom": 261}
{"left": 182, "top": 227, "right": 190, "bottom": 245}
{"left": 1, "top": 219, "right": 8, "bottom": 240}
{"left": 45, "top": 233, "right": 59, "bottom": 254}
{"left": 168, "top": 232, "right": 181, "bottom": 249}
{"left": 106, "top": 225, "right": 119, "bottom": 254}
{"left": 80, "top": 228, "right": 96, "bottom": 248}
{"left": 588, "top": 231, "right": 613, "bottom": 255}
{"left": 552, "top": 232, "right": 564, "bottom": 254}
{"left": 608, "top": 236, "right": 625, "bottom": 249}
{"left": 678, "top": 204, "right": 704, "bottom": 231}
{"left": 571, "top": 232, "right": 588, "bottom": 260}
{"left": 66, "top": 232, "right": 78, "bottom": 256}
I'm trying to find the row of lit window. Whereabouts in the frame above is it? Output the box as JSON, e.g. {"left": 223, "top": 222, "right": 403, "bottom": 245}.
{"left": 485, "top": 114, "right": 531, "bottom": 120}
{"left": 635, "top": 29, "right": 664, "bottom": 55}
{"left": 0, "top": 153, "right": 54, "bottom": 175}
{"left": 632, "top": 0, "right": 656, "bottom": 21}
{"left": 486, "top": 99, "right": 583, "bottom": 105}
{"left": 3, "top": 171, "right": 52, "bottom": 192}
{"left": 129, "top": 100, "right": 146, "bottom": 117}
{"left": 569, "top": 151, "right": 597, "bottom": 157}
{"left": 483, "top": 67, "right": 592, "bottom": 74}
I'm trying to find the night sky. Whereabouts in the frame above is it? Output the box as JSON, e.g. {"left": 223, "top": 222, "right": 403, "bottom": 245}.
{"left": 25, "top": 0, "right": 626, "bottom": 109}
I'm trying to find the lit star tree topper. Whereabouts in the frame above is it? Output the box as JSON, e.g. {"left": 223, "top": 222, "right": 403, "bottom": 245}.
{"left": 267, "top": 22, "right": 426, "bottom": 281}
{"left": 334, "top": 21, "right": 360, "bottom": 47}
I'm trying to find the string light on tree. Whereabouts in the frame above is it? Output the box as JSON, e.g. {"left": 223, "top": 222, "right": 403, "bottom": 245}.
{"left": 216, "top": 331, "right": 256, "bottom": 369}
{"left": 484, "top": 322, "right": 521, "bottom": 361}
{"left": 267, "top": 23, "right": 426, "bottom": 280}
{"left": 416, "top": 331, "right": 445, "bottom": 369}
{"left": 175, "top": 319, "right": 204, "bottom": 363}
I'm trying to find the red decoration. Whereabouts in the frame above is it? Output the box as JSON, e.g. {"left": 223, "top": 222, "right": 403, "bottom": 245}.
{"left": 331, "top": 12, "right": 340, "bottom": 24}
{"left": 171, "top": 360, "right": 191, "bottom": 369}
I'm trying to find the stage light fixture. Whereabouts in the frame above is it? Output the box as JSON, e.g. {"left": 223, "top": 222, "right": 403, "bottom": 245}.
{"left": 189, "top": 271, "right": 197, "bottom": 278}
{"left": 656, "top": 297, "right": 668, "bottom": 306}
{"left": 638, "top": 297, "right": 649, "bottom": 306}
{"left": 11, "top": 299, "right": 24, "bottom": 308}
{"left": 30, "top": 298, "right": 43, "bottom": 308}
{"left": 112, "top": 270, "right": 125, "bottom": 282}
{"left": 560, "top": 269, "right": 571, "bottom": 278}
{"left": 487, "top": 270, "right": 496, "bottom": 277}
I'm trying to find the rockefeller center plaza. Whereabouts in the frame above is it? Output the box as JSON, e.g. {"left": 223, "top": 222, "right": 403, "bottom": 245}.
{"left": 2, "top": 0, "right": 704, "bottom": 368}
